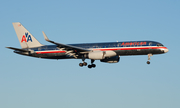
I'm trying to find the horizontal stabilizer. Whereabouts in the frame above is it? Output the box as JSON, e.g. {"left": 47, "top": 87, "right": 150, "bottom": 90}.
{"left": 6, "top": 47, "right": 29, "bottom": 52}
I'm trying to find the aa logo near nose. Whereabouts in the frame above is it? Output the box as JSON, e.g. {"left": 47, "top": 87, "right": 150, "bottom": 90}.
{"left": 21, "top": 32, "right": 32, "bottom": 42}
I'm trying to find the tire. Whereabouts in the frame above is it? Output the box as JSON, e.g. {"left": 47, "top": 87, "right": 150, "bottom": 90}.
{"left": 88, "top": 65, "right": 92, "bottom": 68}
{"left": 83, "top": 62, "right": 87, "bottom": 66}
{"left": 79, "top": 63, "right": 83, "bottom": 67}
{"left": 92, "top": 64, "right": 96, "bottom": 68}
{"left": 147, "top": 61, "right": 150, "bottom": 64}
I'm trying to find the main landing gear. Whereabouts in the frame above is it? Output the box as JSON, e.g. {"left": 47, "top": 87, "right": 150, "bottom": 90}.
{"left": 79, "top": 59, "right": 96, "bottom": 68}
{"left": 88, "top": 59, "right": 96, "bottom": 69}
{"left": 147, "top": 53, "right": 153, "bottom": 64}
{"left": 79, "top": 58, "right": 87, "bottom": 67}
{"left": 79, "top": 62, "right": 87, "bottom": 67}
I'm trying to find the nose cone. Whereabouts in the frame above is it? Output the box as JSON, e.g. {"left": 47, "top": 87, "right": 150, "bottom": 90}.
{"left": 163, "top": 48, "right": 169, "bottom": 53}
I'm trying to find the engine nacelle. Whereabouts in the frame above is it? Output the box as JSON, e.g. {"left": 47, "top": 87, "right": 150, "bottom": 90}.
{"left": 87, "top": 51, "right": 117, "bottom": 60}
{"left": 100, "top": 56, "right": 120, "bottom": 63}
{"left": 88, "top": 51, "right": 105, "bottom": 60}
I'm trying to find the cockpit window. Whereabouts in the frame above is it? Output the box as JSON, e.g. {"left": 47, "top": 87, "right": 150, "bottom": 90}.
{"left": 157, "top": 44, "right": 164, "bottom": 47}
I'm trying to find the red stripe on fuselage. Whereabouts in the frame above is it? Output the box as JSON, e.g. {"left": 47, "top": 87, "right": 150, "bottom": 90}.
{"left": 36, "top": 51, "right": 66, "bottom": 54}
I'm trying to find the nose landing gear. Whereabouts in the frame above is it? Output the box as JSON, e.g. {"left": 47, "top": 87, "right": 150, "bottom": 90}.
{"left": 147, "top": 53, "right": 153, "bottom": 64}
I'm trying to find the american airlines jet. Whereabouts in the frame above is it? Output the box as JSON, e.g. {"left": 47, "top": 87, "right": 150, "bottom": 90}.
{"left": 7, "top": 22, "right": 169, "bottom": 68}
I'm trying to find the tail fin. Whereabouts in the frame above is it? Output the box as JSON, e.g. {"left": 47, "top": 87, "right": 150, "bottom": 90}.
{"left": 12, "top": 22, "right": 43, "bottom": 48}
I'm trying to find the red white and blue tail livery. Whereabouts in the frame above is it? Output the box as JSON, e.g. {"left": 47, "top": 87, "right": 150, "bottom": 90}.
{"left": 7, "top": 22, "right": 169, "bottom": 68}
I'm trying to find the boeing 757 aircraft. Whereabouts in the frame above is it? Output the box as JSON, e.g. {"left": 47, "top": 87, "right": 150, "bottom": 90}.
{"left": 7, "top": 22, "right": 169, "bottom": 68}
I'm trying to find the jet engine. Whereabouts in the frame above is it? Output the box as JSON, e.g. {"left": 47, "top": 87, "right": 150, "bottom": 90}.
{"left": 86, "top": 51, "right": 117, "bottom": 60}
{"left": 100, "top": 56, "right": 120, "bottom": 63}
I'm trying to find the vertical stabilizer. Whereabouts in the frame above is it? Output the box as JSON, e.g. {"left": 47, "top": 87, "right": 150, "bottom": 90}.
{"left": 12, "top": 22, "right": 43, "bottom": 48}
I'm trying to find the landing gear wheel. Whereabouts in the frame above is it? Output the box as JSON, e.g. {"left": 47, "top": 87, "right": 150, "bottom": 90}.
{"left": 88, "top": 65, "right": 92, "bottom": 68}
{"left": 83, "top": 62, "right": 87, "bottom": 66}
{"left": 147, "top": 61, "right": 150, "bottom": 64}
{"left": 88, "top": 59, "right": 96, "bottom": 68}
{"left": 91, "top": 64, "right": 96, "bottom": 68}
{"left": 79, "top": 63, "right": 83, "bottom": 67}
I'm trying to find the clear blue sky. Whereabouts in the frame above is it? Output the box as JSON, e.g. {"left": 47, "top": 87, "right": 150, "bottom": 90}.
{"left": 0, "top": 0, "right": 180, "bottom": 108}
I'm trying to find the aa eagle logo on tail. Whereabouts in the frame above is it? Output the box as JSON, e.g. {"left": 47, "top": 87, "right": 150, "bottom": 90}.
{"left": 21, "top": 32, "right": 32, "bottom": 42}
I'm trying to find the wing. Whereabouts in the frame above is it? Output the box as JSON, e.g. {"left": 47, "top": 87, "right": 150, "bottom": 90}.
{"left": 42, "top": 31, "right": 90, "bottom": 58}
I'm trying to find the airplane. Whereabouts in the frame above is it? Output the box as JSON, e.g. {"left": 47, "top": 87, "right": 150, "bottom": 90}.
{"left": 6, "top": 22, "right": 169, "bottom": 68}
